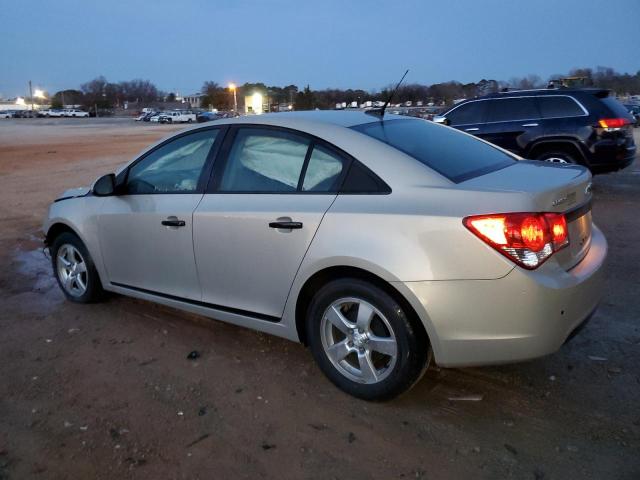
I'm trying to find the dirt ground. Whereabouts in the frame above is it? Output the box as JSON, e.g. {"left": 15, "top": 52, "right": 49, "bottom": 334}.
{"left": 0, "top": 118, "right": 638, "bottom": 480}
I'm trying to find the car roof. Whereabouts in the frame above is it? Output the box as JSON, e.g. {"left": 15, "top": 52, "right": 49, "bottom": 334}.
{"left": 236, "top": 110, "right": 400, "bottom": 128}
{"left": 477, "top": 88, "right": 608, "bottom": 99}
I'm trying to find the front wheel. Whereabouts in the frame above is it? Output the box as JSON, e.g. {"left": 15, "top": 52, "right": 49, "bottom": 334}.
{"left": 306, "top": 278, "right": 430, "bottom": 401}
{"left": 51, "top": 232, "right": 104, "bottom": 303}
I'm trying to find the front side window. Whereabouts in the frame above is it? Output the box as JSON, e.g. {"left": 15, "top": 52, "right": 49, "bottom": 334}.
{"left": 126, "top": 129, "right": 218, "bottom": 194}
{"left": 219, "top": 128, "right": 310, "bottom": 192}
{"left": 352, "top": 119, "right": 515, "bottom": 183}
{"left": 485, "top": 97, "right": 539, "bottom": 122}
{"left": 446, "top": 101, "right": 487, "bottom": 126}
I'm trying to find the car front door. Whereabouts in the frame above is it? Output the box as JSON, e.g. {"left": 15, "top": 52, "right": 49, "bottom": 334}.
{"left": 477, "top": 97, "right": 543, "bottom": 154}
{"left": 193, "top": 126, "right": 349, "bottom": 319}
{"left": 444, "top": 100, "right": 488, "bottom": 137}
{"left": 97, "top": 127, "right": 223, "bottom": 300}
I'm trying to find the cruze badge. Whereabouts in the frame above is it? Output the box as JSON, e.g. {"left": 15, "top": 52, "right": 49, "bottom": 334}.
{"left": 552, "top": 191, "right": 576, "bottom": 207}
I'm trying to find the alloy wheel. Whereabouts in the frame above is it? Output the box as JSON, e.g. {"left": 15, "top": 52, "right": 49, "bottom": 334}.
{"left": 320, "top": 297, "right": 398, "bottom": 384}
{"left": 56, "top": 244, "right": 88, "bottom": 297}
{"left": 543, "top": 156, "right": 570, "bottom": 164}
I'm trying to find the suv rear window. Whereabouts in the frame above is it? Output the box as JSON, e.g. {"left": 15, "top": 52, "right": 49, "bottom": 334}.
{"left": 537, "top": 96, "right": 584, "bottom": 118}
{"left": 352, "top": 119, "right": 515, "bottom": 183}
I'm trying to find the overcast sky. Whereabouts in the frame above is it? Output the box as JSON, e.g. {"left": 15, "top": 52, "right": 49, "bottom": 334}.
{"left": 1, "top": 0, "right": 639, "bottom": 98}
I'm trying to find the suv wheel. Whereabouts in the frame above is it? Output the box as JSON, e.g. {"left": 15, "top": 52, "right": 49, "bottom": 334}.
{"left": 51, "top": 232, "right": 104, "bottom": 303}
{"left": 535, "top": 151, "right": 578, "bottom": 164}
{"left": 306, "top": 278, "right": 430, "bottom": 401}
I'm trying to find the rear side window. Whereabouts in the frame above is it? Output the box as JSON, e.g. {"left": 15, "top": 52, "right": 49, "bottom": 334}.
{"left": 446, "top": 101, "right": 486, "bottom": 125}
{"left": 352, "top": 119, "right": 515, "bottom": 183}
{"left": 302, "top": 145, "right": 347, "bottom": 192}
{"left": 219, "top": 128, "right": 309, "bottom": 192}
{"left": 537, "top": 96, "right": 585, "bottom": 118}
{"left": 600, "top": 96, "right": 634, "bottom": 119}
{"left": 485, "top": 98, "right": 539, "bottom": 122}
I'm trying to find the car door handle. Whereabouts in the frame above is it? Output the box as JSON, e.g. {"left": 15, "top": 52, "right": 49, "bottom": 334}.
{"left": 269, "top": 221, "right": 303, "bottom": 229}
{"left": 161, "top": 219, "right": 186, "bottom": 227}
{"left": 522, "top": 123, "right": 539, "bottom": 127}
{"left": 465, "top": 127, "right": 479, "bottom": 132}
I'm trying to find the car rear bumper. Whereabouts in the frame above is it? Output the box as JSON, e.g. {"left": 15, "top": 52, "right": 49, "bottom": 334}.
{"left": 398, "top": 224, "right": 607, "bottom": 367}
{"left": 589, "top": 141, "right": 636, "bottom": 172}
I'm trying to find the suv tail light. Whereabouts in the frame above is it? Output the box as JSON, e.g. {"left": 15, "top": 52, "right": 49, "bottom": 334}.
{"left": 463, "top": 212, "right": 569, "bottom": 269}
{"left": 598, "top": 118, "right": 630, "bottom": 129}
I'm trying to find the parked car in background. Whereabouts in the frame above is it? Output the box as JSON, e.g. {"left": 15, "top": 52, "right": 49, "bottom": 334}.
{"left": 43, "top": 111, "right": 605, "bottom": 400}
{"left": 15, "top": 110, "right": 38, "bottom": 118}
{"left": 0, "top": 111, "right": 12, "bottom": 119}
{"left": 63, "top": 108, "right": 89, "bottom": 118}
{"left": 624, "top": 104, "right": 640, "bottom": 127}
{"left": 135, "top": 111, "right": 158, "bottom": 121}
{"left": 159, "top": 110, "right": 197, "bottom": 123}
{"left": 39, "top": 109, "right": 65, "bottom": 117}
{"left": 434, "top": 88, "right": 636, "bottom": 173}
{"left": 196, "top": 111, "right": 224, "bottom": 123}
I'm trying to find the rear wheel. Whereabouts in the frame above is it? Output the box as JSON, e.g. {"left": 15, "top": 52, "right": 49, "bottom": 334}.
{"left": 51, "top": 232, "right": 104, "bottom": 303}
{"left": 306, "top": 278, "right": 430, "bottom": 401}
{"left": 535, "top": 150, "right": 578, "bottom": 165}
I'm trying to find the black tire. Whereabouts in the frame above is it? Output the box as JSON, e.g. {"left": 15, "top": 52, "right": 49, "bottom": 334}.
{"left": 50, "top": 232, "right": 104, "bottom": 303}
{"left": 535, "top": 150, "right": 578, "bottom": 165}
{"left": 306, "top": 278, "right": 430, "bottom": 401}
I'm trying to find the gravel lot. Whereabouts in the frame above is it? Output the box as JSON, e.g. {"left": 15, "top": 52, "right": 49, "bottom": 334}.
{"left": 0, "top": 118, "right": 639, "bottom": 479}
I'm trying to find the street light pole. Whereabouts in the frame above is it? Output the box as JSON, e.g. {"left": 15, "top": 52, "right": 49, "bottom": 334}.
{"left": 229, "top": 83, "right": 237, "bottom": 113}
{"left": 29, "top": 80, "right": 34, "bottom": 111}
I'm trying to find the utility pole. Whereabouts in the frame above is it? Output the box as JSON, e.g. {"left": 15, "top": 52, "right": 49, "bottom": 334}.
{"left": 29, "top": 80, "right": 34, "bottom": 111}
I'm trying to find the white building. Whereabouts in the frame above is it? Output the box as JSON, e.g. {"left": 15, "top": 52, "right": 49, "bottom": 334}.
{"left": 183, "top": 93, "right": 206, "bottom": 109}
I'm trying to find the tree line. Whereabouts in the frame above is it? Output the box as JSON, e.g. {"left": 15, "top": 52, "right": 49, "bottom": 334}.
{"left": 49, "top": 66, "right": 640, "bottom": 111}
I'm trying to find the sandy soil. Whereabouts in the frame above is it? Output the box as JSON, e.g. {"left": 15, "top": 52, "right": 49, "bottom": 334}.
{"left": 0, "top": 118, "right": 638, "bottom": 480}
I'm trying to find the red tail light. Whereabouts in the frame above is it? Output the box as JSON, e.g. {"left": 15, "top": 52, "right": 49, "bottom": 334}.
{"left": 598, "top": 118, "right": 630, "bottom": 129}
{"left": 463, "top": 212, "right": 569, "bottom": 269}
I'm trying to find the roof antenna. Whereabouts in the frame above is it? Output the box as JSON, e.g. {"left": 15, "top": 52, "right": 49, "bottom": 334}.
{"left": 367, "top": 69, "right": 409, "bottom": 118}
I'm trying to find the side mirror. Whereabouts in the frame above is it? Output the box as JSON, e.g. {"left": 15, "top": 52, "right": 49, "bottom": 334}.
{"left": 93, "top": 173, "right": 116, "bottom": 196}
{"left": 433, "top": 115, "right": 450, "bottom": 126}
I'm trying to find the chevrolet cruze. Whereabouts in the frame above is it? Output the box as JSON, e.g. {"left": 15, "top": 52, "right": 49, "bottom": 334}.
{"left": 43, "top": 111, "right": 607, "bottom": 400}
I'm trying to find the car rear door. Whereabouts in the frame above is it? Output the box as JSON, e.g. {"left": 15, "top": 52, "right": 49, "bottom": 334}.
{"left": 97, "top": 127, "right": 223, "bottom": 300}
{"left": 193, "top": 126, "right": 349, "bottom": 319}
{"left": 477, "top": 97, "right": 543, "bottom": 154}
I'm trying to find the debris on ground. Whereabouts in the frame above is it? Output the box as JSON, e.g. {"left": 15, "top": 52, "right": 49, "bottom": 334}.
{"left": 588, "top": 355, "right": 608, "bottom": 362}
{"left": 186, "top": 434, "right": 210, "bottom": 448}
{"left": 261, "top": 443, "right": 276, "bottom": 450}
{"left": 504, "top": 443, "right": 518, "bottom": 455}
{"left": 187, "top": 351, "right": 200, "bottom": 360}
{"left": 447, "top": 394, "right": 484, "bottom": 401}
{"left": 347, "top": 432, "right": 356, "bottom": 443}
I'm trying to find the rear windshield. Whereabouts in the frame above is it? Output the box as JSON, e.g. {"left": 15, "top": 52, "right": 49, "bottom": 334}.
{"left": 600, "top": 96, "right": 634, "bottom": 119}
{"left": 352, "top": 119, "right": 515, "bottom": 183}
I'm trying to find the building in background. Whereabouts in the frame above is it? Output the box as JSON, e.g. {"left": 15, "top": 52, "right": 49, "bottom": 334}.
{"left": 183, "top": 93, "right": 206, "bottom": 109}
